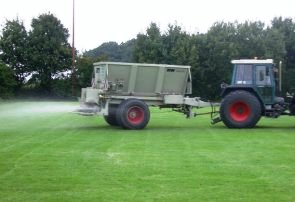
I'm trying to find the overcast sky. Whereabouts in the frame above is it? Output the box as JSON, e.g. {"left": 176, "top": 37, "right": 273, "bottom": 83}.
{"left": 0, "top": 0, "right": 294, "bottom": 52}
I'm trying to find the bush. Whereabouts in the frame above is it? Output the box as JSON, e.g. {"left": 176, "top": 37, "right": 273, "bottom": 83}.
{"left": 51, "top": 78, "right": 73, "bottom": 98}
{"left": 0, "top": 63, "right": 17, "bottom": 99}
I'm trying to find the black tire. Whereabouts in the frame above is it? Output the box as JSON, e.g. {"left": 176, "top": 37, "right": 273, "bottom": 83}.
{"left": 220, "top": 90, "right": 261, "bottom": 128}
{"left": 116, "top": 99, "right": 150, "bottom": 130}
{"left": 104, "top": 104, "right": 119, "bottom": 126}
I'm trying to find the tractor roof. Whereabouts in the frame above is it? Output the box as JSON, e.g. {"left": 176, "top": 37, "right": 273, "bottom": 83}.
{"left": 231, "top": 59, "right": 273, "bottom": 64}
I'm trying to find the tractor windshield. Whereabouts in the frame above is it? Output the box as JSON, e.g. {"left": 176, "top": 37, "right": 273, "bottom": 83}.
{"left": 234, "top": 64, "right": 253, "bottom": 85}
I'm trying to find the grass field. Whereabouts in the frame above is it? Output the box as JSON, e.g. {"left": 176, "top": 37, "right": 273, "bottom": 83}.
{"left": 0, "top": 101, "right": 295, "bottom": 201}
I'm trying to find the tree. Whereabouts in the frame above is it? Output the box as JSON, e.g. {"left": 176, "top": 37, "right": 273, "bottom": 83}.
{"left": 76, "top": 56, "right": 102, "bottom": 89}
{"left": 234, "top": 21, "right": 266, "bottom": 58}
{"left": 119, "top": 39, "right": 136, "bottom": 62}
{"left": 84, "top": 41, "right": 121, "bottom": 61}
{"left": 0, "top": 61, "right": 17, "bottom": 98}
{"left": 0, "top": 18, "right": 28, "bottom": 87}
{"left": 263, "top": 27, "right": 286, "bottom": 62}
{"left": 271, "top": 17, "right": 295, "bottom": 92}
{"left": 134, "top": 23, "right": 163, "bottom": 63}
{"left": 197, "top": 22, "right": 237, "bottom": 99}
{"left": 84, "top": 39, "right": 136, "bottom": 62}
{"left": 27, "top": 13, "right": 72, "bottom": 94}
{"left": 162, "top": 24, "right": 192, "bottom": 65}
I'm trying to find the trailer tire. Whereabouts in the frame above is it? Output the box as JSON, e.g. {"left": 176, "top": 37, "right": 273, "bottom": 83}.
{"left": 104, "top": 104, "right": 119, "bottom": 126}
{"left": 116, "top": 99, "right": 150, "bottom": 130}
{"left": 220, "top": 90, "right": 261, "bottom": 128}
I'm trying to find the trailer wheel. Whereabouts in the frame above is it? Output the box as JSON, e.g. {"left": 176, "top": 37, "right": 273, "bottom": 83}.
{"left": 220, "top": 90, "right": 261, "bottom": 128}
{"left": 116, "top": 99, "right": 150, "bottom": 130}
{"left": 104, "top": 104, "right": 119, "bottom": 126}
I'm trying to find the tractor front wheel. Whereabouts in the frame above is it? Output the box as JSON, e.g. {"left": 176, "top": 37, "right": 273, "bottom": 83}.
{"left": 220, "top": 90, "right": 261, "bottom": 128}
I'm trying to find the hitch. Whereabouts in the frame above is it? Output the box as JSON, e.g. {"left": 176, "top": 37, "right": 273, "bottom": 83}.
{"left": 211, "top": 116, "right": 221, "bottom": 124}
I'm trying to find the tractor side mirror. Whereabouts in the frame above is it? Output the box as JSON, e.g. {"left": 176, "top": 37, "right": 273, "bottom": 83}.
{"left": 220, "top": 82, "right": 228, "bottom": 89}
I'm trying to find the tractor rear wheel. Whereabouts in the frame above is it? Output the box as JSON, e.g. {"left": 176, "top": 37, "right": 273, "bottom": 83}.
{"left": 104, "top": 104, "right": 119, "bottom": 126}
{"left": 220, "top": 90, "right": 261, "bottom": 128}
{"left": 116, "top": 99, "right": 150, "bottom": 130}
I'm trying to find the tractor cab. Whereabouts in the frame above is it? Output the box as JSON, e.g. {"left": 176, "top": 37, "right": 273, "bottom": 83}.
{"left": 230, "top": 59, "right": 277, "bottom": 104}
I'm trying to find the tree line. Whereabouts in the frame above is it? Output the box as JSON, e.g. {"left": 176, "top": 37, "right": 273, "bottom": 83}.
{"left": 1, "top": 14, "right": 295, "bottom": 100}
{"left": 88, "top": 18, "right": 295, "bottom": 99}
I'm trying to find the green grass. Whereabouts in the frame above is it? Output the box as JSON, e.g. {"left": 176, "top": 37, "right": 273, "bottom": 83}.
{"left": 0, "top": 101, "right": 295, "bottom": 201}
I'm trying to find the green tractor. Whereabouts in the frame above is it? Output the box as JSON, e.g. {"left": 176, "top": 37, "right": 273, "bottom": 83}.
{"left": 218, "top": 59, "right": 295, "bottom": 128}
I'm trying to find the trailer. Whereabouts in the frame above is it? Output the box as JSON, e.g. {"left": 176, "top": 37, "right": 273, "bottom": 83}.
{"left": 76, "top": 62, "right": 216, "bottom": 129}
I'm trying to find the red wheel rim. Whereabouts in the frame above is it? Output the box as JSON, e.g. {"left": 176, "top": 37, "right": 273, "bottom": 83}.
{"left": 229, "top": 101, "right": 250, "bottom": 122}
{"left": 127, "top": 106, "right": 144, "bottom": 124}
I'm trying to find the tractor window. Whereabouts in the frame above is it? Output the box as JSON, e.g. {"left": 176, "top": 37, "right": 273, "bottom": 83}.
{"left": 234, "top": 64, "right": 253, "bottom": 84}
{"left": 256, "top": 66, "right": 271, "bottom": 86}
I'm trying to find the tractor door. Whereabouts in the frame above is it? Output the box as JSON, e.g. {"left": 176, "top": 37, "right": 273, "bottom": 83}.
{"left": 254, "top": 65, "right": 274, "bottom": 104}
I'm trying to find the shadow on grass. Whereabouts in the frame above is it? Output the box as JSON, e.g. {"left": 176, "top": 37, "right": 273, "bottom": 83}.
{"left": 212, "top": 124, "right": 295, "bottom": 130}
{"left": 147, "top": 125, "right": 214, "bottom": 130}
{"left": 63, "top": 122, "right": 295, "bottom": 133}
{"left": 255, "top": 125, "right": 295, "bottom": 129}
{"left": 68, "top": 124, "right": 218, "bottom": 133}
{"left": 71, "top": 125, "right": 122, "bottom": 131}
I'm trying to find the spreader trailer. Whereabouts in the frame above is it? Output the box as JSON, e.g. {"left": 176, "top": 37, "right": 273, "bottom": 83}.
{"left": 76, "top": 62, "right": 217, "bottom": 129}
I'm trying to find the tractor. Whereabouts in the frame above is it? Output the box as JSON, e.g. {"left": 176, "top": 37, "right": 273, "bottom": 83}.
{"left": 216, "top": 59, "right": 295, "bottom": 128}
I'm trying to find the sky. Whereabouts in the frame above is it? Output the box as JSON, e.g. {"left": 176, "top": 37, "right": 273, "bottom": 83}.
{"left": 0, "top": 0, "right": 294, "bottom": 52}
